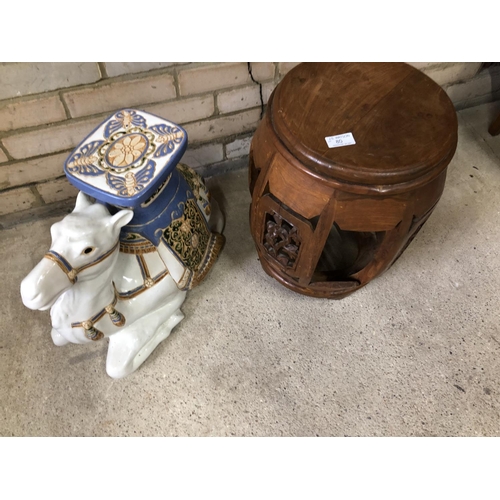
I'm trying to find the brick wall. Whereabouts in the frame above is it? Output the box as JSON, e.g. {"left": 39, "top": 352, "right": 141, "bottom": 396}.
{"left": 0, "top": 61, "right": 495, "bottom": 218}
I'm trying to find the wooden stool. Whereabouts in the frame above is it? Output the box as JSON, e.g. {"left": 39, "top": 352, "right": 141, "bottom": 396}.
{"left": 249, "top": 63, "right": 458, "bottom": 299}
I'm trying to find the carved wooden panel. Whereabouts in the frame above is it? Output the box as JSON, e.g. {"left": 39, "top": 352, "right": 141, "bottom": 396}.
{"left": 254, "top": 193, "right": 313, "bottom": 276}
{"left": 263, "top": 211, "right": 301, "bottom": 268}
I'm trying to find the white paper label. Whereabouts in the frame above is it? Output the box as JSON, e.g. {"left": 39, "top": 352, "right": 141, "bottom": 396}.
{"left": 325, "top": 132, "right": 356, "bottom": 148}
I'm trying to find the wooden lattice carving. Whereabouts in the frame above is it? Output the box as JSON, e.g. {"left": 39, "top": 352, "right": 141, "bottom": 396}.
{"left": 263, "top": 212, "right": 301, "bottom": 268}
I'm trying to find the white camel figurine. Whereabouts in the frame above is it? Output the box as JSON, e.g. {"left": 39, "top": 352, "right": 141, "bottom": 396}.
{"left": 20, "top": 191, "right": 223, "bottom": 378}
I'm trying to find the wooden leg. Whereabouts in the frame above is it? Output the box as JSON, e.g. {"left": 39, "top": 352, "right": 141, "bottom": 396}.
{"left": 296, "top": 195, "right": 338, "bottom": 286}
{"left": 350, "top": 212, "right": 414, "bottom": 286}
{"left": 489, "top": 112, "right": 500, "bottom": 136}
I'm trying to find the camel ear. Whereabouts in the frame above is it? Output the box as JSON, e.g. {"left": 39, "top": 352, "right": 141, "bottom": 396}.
{"left": 109, "top": 209, "right": 134, "bottom": 233}
{"left": 74, "top": 191, "right": 93, "bottom": 212}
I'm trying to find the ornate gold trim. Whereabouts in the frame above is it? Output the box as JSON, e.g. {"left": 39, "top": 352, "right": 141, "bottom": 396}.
{"left": 115, "top": 270, "right": 169, "bottom": 300}
{"left": 44, "top": 252, "right": 77, "bottom": 284}
{"left": 71, "top": 288, "right": 125, "bottom": 341}
{"left": 177, "top": 268, "right": 193, "bottom": 291}
{"left": 119, "top": 241, "right": 157, "bottom": 254}
{"left": 191, "top": 232, "right": 226, "bottom": 288}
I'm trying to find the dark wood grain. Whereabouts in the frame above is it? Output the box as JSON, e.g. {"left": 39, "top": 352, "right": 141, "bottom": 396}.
{"left": 272, "top": 62, "right": 458, "bottom": 186}
{"left": 489, "top": 112, "right": 500, "bottom": 136}
{"left": 249, "top": 62, "right": 458, "bottom": 299}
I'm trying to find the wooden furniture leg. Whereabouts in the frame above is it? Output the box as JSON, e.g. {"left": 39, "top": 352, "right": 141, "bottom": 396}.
{"left": 489, "top": 112, "right": 500, "bottom": 136}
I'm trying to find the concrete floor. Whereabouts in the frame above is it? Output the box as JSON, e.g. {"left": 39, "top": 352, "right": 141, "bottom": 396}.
{"left": 1, "top": 101, "right": 500, "bottom": 437}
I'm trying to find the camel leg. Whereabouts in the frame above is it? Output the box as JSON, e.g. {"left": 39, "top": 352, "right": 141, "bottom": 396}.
{"left": 51, "top": 328, "right": 70, "bottom": 346}
{"left": 105, "top": 291, "right": 186, "bottom": 379}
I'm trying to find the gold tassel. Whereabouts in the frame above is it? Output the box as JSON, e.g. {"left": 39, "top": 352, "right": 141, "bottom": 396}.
{"left": 82, "top": 321, "right": 104, "bottom": 341}
{"left": 105, "top": 305, "right": 126, "bottom": 327}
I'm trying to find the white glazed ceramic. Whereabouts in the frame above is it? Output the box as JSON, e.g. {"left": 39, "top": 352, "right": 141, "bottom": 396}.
{"left": 20, "top": 191, "right": 224, "bottom": 378}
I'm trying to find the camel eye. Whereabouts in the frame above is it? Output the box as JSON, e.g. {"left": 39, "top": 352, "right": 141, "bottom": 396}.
{"left": 82, "top": 247, "right": 95, "bottom": 255}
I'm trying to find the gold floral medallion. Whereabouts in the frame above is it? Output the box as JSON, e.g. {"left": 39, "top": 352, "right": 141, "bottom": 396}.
{"left": 106, "top": 133, "right": 148, "bottom": 168}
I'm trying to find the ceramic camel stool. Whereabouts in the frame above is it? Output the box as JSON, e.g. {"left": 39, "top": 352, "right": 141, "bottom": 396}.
{"left": 21, "top": 184, "right": 224, "bottom": 378}
{"left": 21, "top": 108, "right": 226, "bottom": 378}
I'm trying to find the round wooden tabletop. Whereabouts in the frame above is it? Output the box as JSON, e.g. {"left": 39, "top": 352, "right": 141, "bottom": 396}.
{"left": 270, "top": 62, "right": 458, "bottom": 186}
